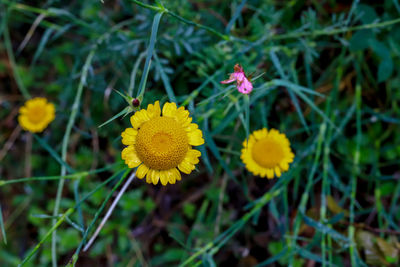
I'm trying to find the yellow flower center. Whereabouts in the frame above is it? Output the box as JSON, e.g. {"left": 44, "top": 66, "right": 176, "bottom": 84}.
{"left": 135, "top": 116, "right": 188, "bottom": 170}
{"left": 251, "top": 138, "right": 284, "bottom": 168}
{"left": 27, "top": 106, "right": 47, "bottom": 123}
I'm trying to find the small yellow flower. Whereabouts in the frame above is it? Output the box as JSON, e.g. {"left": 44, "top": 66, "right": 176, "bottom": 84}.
{"left": 18, "top": 97, "right": 56, "bottom": 133}
{"left": 121, "top": 101, "right": 204, "bottom": 186}
{"left": 241, "top": 128, "right": 294, "bottom": 179}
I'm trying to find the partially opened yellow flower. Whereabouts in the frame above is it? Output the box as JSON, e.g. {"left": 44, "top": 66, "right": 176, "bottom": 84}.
{"left": 18, "top": 97, "right": 56, "bottom": 133}
{"left": 241, "top": 128, "right": 294, "bottom": 179}
{"left": 121, "top": 101, "right": 204, "bottom": 186}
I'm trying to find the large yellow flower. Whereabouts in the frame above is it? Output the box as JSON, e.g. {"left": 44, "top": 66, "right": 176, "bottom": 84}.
{"left": 121, "top": 101, "right": 204, "bottom": 186}
{"left": 241, "top": 128, "right": 294, "bottom": 179}
{"left": 18, "top": 97, "right": 56, "bottom": 133}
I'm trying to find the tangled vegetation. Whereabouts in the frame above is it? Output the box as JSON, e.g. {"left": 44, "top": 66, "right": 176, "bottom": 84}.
{"left": 1, "top": 0, "right": 400, "bottom": 266}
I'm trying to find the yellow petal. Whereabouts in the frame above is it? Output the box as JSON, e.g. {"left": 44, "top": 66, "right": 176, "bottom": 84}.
{"left": 185, "top": 123, "right": 198, "bottom": 132}
{"left": 266, "top": 169, "right": 274, "bottom": 179}
{"left": 188, "top": 129, "right": 204, "bottom": 146}
{"left": 130, "top": 109, "right": 150, "bottom": 129}
{"left": 179, "top": 116, "right": 192, "bottom": 128}
{"left": 166, "top": 168, "right": 177, "bottom": 184}
{"left": 176, "top": 107, "right": 189, "bottom": 121}
{"left": 173, "top": 168, "right": 182, "bottom": 181}
{"left": 136, "top": 164, "right": 149, "bottom": 179}
{"left": 147, "top": 101, "right": 161, "bottom": 118}
{"left": 280, "top": 162, "right": 289, "bottom": 171}
{"left": 162, "top": 102, "right": 177, "bottom": 118}
{"left": 159, "top": 170, "right": 169, "bottom": 186}
{"left": 121, "top": 146, "right": 141, "bottom": 168}
{"left": 121, "top": 128, "right": 138, "bottom": 145}
{"left": 178, "top": 159, "right": 195, "bottom": 174}
{"left": 185, "top": 149, "right": 201, "bottom": 164}
{"left": 145, "top": 172, "right": 152, "bottom": 184}
{"left": 274, "top": 167, "right": 281, "bottom": 177}
{"left": 146, "top": 169, "right": 160, "bottom": 185}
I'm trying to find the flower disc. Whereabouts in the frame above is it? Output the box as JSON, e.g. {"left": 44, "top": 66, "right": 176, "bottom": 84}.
{"left": 135, "top": 116, "right": 188, "bottom": 170}
{"left": 241, "top": 128, "right": 294, "bottom": 179}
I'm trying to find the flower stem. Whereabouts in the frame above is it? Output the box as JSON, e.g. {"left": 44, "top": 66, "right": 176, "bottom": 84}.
{"left": 83, "top": 172, "right": 136, "bottom": 251}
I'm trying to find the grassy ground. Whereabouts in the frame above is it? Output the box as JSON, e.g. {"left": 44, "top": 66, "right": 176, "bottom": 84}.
{"left": 1, "top": 0, "right": 400, "bottom": 266}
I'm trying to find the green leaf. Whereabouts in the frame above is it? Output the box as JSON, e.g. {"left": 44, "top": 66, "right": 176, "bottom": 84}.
{"left": 33, "top": 134, "right": 75, "bottom": 173}
{"left": 349, "top": 30, "right": 374, "bottom": 51}
{"left": 369, "top": 40, "right": 393, "bottom": 82}
{"left": 377, "top": 57, "right": 393, "bottom": 82}
{"left": 0, "top": 204, "right": 6, "bottom": 244}
{"left": 98, "top": 106, "right": 132, "bottom": 128}
{"left": 357, "top": 4, "right": 378, "bottom": 24}
{"left": 302, "top": 213, "right": 349, "bottom": 242}
{"left": 136, "top": 12, "right": 163, "bottom": 99}
{"left": 154, "top": 53, "right": 177, "bottom": 103}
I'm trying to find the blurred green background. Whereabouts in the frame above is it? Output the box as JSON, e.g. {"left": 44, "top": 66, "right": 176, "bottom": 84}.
{"left": 1, "top": 0, "right": 400, "bottom": 266}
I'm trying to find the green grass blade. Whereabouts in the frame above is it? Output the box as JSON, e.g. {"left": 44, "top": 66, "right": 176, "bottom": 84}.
{"left": 269, "top": 51, "right": 310, "bottom": 132}
{"left": 33, "top": 134, "right": 75, "bottom": 173}
{"left": 154, "top": 52, "right": 177, "bottom": 103}
{"left": 0, "top": 204, "right": 7, "bottom": 244}
{"left": 98, "top": 106, "right": 131, "bottom": 128}
{"left": 128, "top": 51, "right": 147, "bottom": 97}
{"left": 67, "top": 169, "right": 131, "bottom": 266}
{"left": 136, "top": 12, "right": 163, "bottom": 100}
{"left": 20, "top": 208, "right": 74, "bottom": 266}
{"left": 301, "top": 213, "right": 349, "bottom": 242}
{"left": 3, "top": 12, "right": 30, "bottom": 99}
{"left": 225, "top": 0, "right": 247, "bottom": 33}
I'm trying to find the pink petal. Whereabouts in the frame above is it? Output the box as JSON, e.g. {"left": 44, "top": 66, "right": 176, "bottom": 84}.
{"left": 237, "top": 78, "right": 253, "bottom": 94}
{"left": 221, "top": 78, "right": 235, "bottom": 84}
{"left": 233, "top": 71, "right": 245, "bottom": 82}
{"left": 221, "top": 73, "right": 237, "bottom": 84}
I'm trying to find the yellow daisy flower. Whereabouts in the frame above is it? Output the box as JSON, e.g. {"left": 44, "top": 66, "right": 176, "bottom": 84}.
{"left": 241, "top": 128, "right": 294, "bottom": 179}
{"left": 121, "top": 101, "right": 204, "bottom": 186}
{"left": 18, "top": 97, "right": 56, "bottom": 133}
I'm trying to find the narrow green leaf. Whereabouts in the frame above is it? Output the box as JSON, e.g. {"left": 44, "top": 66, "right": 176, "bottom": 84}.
{"left": 203, "top": 129, "right": 237, "bottom": 182}
{"left": 136, "top": 12, "right": 163, "bottom": 99}
{"left": 154, "top": 53, "right": 177, "bottom": 103}
{"left": 31, "top": 27, "right": 55, "bottom": 66}
{"left": 225, "top": 0, "right": 247, "bottom": 33}
{"left": 294, "top": 89, "right": 338, "bottom": 131}
{"left": 98, "top": 106, "right": 131, "bottom": 128}
{"left": 0, "top": 204, "right": 7, "bottom": 244}
{"left": 33, "top": 134, "right": 75, "bottom": 173}
{"left": 302, "top": 213, "right": 349, "bottom": 242}
{"left": 243, "top": 94, "right": 250, "bottom": 139}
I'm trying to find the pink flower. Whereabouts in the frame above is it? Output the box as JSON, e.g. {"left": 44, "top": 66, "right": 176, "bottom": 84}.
{"left": 221, "top": 64, "right": 253, "bottom": 94}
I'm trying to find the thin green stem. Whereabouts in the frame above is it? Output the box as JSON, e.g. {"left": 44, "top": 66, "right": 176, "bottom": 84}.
{"left": 0, "top": 204, "right": 6, "bottom": 244}
{"left": 2, "top": 10, "right": 31, "bottom": 99}
{"left": 289, "top": 123, "right": 326, "bottom": 266}
{"left": 0, "top": 164, "right": 118, "bottom": 186}
{"left": 136, "top": 12, "right": 163, "bottom": 100}
{"left": 67, "top": 169, "right": 131, "bottom": 266}
{"left": 128, "top": 0, "right": 163, "bottom": 12}
{"left": 166, "top": 10, "right": 229, "bottom": 40}
{"left": 2, "top": 0, "right": 93, "bottom": 30}
{"left": 349, "top": 81, "right": 362, "bottom": 266}
{"left": 51, "top": 46, "right": 96, "bottom": 267}
{"left": 127, "top": 0, "right": 229, "bottom": 40}
{"left": 20, "top": 208, "right": 74, "bottom": 266}
{"left": 270, "top": 17, "right": 400, "bottom": 41}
